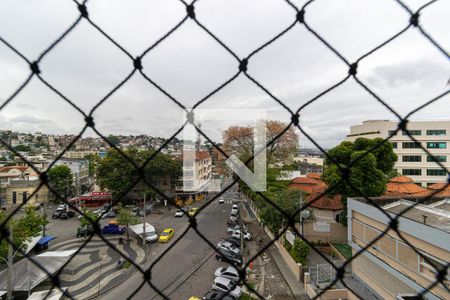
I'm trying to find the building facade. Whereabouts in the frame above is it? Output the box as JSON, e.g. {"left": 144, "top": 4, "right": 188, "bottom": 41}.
{"left": 348, "top": 198, "right": 449, "bottom": 300}
{"left": 5, "top": 180, "right": 49, "bottom": 207}
{"left": 346, "top": 120, "right": 450, "bottom": 187}
{"left": 53, "top": 158, "right": 90, "bottom": 195}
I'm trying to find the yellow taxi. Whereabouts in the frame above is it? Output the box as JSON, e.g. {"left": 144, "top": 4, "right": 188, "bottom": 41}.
{"left": 188, "top": 297, "right": 200, "bottom": 300}
{"left": 188, "top": 207, "right": 199, "bottom": 217}
{"left": 159, "top": 228, "right": 175, "bottom": 243}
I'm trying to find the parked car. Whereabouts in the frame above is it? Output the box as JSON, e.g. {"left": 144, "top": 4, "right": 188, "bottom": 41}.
{"left": 188, "top": 207, "right": 199, "bottom": 217}
{"left": 230, "top": 230, "right": 252, "bottom": 241}
{"left": 212, "top": 277, "right": 242, "bottom": 299}
{"left": 217, "top": 241, "right": 240, "bottom": 255}
{"left": 52, "top": 210, "right": 75, "bottom": 219}
{"left": 159, "top": 228, "right": 175, "bottom": 243}
{"left": 174, "top": 209, "right": 184, "bottom": 217}
{"left": 232, "top": 203, "right": 239, "bottom": 210}
{"left": 60, "top": 211, "right": 76, "bottom": 219}
{"left": 214, "top": 266, "right": 240, "bottom": 283}
{"left": 102, "top": 224, "right": 125, "bottom": 234}
{"left": 202, "top": 290, "right": 234, "bottom": 300}
{"left": 77, "top": 226, "right": 94, "bottom": 237}
{"left": 230, "top": 208, "right": 239, "bottom": 216}
{"left": 226, "top": 225, "right": 240, "bottom": 234}
{"left": 56, "top": 204, "right": 68, "bottom": 212}
{"left": 224, "top": 237, "right": 241, "bottom": 248}
{"left": 107, "top": 210, "right": 116, "bottom": 218}
{"left": 216, "top": 248, "right": 243, "bottom": 267}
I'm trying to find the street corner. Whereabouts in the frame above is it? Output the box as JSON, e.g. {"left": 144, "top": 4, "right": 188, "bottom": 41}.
{"left": 50, "top": 236, "right": 147, "bottom": 298}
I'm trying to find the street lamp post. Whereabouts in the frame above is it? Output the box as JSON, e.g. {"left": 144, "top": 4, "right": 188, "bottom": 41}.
{"left": 299, "top": 193, "right": 304, "bottom": 237}
{"left": 97, "top": 255, "right": 106, "bottom": 296}
{"left": 142, "top": 193, "right": 146, "bottom": 246}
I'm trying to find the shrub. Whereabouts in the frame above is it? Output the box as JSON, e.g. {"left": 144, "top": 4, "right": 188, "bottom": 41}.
{"left": 289, "top": 239, "right": 310, "bottom": 265}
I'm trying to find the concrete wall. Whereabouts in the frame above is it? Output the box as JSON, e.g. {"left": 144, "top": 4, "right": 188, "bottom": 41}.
{"left": 304, "top": 272, "right": 358, "bottom": 300}
{"left": 300, "top": 222, "right": 347, "bottom": 243}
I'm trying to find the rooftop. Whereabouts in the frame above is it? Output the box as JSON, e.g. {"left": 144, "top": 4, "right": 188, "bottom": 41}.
{"left": 383, "top": 200, "right": 450, "bottom": 233}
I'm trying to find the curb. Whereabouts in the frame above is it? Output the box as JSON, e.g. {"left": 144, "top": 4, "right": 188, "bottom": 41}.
{"left": 82, "top": 241, "right": 150, "bottom": 300}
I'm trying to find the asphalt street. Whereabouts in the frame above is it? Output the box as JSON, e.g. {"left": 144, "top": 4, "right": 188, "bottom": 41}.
{"left": 100, "top": 190, "right": 239, "bottom": 300}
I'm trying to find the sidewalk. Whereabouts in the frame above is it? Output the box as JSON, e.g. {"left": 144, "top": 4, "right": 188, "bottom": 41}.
{"left": 243, "top": 201, "right": 306, "bottom": 300}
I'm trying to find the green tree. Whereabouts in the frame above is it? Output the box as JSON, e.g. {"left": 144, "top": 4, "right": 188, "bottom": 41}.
{"left": 95, "top": 148, "right": 181, "bottom": 200}
{"left": 116, "top": 206, "right": 139, "bottom": 240}
{"left": 13, "top": 144, "right": 31, "bottom": 152}
{"left": 47, "top": 165, "right": 73, "bottom": 202}
{"left": 323, "top": 139, "right": 394, "bottom": 197}
{"left": 79, "top": 209, "right": 99, "bottom": 228}
{"left": 0, "top": 208, "right": 48, "bottom": 261}
{"left": 107, "top": 135, "right": 120, "bottom": 146}
{"left": 259, "top": 188, "right": 304, "bottom": 233}
{"left": 322, "top": 138, "right": 395, "bottom": 225}
{"left": 85, "top": 153, "right": 100, "bottom": 177}
{"left": 289, "top": 238, "right": 310, "bottom": 265}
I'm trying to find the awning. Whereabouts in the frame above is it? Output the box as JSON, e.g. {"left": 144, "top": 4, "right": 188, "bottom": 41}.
{"left": 0, "top": 250, "right": 77, "bottom": 291}
{"left": 24, "top": 235, "right": 43, "bottom": 255}
{"left": 36, "top": 235, "right": 55, "bottom": 246}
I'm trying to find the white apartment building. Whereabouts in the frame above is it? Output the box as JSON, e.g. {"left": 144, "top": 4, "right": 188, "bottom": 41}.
{"left": 346, "top": 120, "right": 450, "bottom": 187}
{"left": 175, "top": 151, "right": 212, "bottom": 192}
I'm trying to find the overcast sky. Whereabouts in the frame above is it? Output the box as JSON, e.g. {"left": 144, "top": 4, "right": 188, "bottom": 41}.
{"left": 0, "top": 0, "right": 449, "bottom": 149}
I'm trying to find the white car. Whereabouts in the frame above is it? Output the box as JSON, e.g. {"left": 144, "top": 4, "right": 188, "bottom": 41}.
{"left": 231, "top": 230, "right": 252, "bottom": 241}
{"left": 232, "top": 203, "right": 239, "bottom": 210}
{"left": 230, "top": 208, "right": 239, "bottom": 216}
{"left": 218, "top": 197, "right": 225, "bottom": 204}
{"left": 212, "top": 277, "right": 242, "bottom": 299}
{"left": 174, "top": 209, "right": 184, "bottom": 217}
{"left": 56, "top": 204, "right": 68, "bottom": 212}
{"left": 214, "top": 266, "right": 240, "bottom": 283}
{"left": 227, "top": 225, "right": 240, "bottom": 234}
{"left": 217, "top": 241, "right": 240, "bottom": 255}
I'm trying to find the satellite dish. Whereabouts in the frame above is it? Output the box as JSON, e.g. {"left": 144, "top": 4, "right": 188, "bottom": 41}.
{"left": 300, "top": 209, "right": 312, "bottom": 220}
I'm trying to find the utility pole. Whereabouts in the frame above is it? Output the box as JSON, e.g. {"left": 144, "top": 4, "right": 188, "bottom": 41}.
{"left": 299, "top": 193, "right": 304, "bottom": 237}
{"left": 7, "top": 224, "right": 13, "bottom": 300}
{"left": 142, "top": 193, "right": 146, "bottom": 246}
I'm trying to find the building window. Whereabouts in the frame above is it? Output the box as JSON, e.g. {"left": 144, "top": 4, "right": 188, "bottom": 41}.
{"left": 391, "top": 142, "right": 397, "bottom": 149}
{"left": 183, "top": 161, "right": 193, "bottom": 167}
{"left": 388, "top": 130, "right": 397, "bottom": 136}
{"left": 427, "top": 142, "right": 446, "bottom": 149}
{"left": 426, "top": 169, "right": 447, "bottom": 176}
{"left": 12, "top": 191, "right": 16, "bottom": 204}
{"left": 352, "top": 220, "right": 363, "bottom": 236}
{"left": 398, "top": 242, "right": 418, "bottom": 270}
{"left": 183, "top": 170, "right": 194, "bottom": 177}
{"left": 402, "top": 169, "right": 422, "bottom": 176}
{"left": 22, "top": 191, "right": 27, "bottom": 204}
{"left": 402, "top": 155, "right": 422, "bottom": 162}
{"left": 427, "top": 155, "right": 447, "bottom": 163}
{"left": 379, "top": 235, "right": 396, "bottom": 258}
{"left": 402, "top": 130, "right": 421, "bottom": 136}
{"left": 426, "top": 129, "right": 446, "bottom": 136}
{"left": 402, "top": 142, "right": 421, "bottom": 149}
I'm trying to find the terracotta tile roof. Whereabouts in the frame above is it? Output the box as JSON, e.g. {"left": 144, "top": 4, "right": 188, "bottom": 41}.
{"left": 306, "top": 193, "right": 343, "bottom": 210}
{"left": 389, "top": 176, "right": 413, "bottom": 183}
{"left": 290, "top": 177, "right": 321, "bottom": 185}
{"left": 288, "top": 176, "right": 327, "bottom": 195}
{"left": 385, "top": 176, "right": 427, "bottom": 195}
{"left": 306, "top": 173, "right": 322, "bottom": 180}
{"left": 414, "top": 183, "right": 450, "bottom": 198}
{"left": 0, "top": 166, "right": 30, "bottom": 173}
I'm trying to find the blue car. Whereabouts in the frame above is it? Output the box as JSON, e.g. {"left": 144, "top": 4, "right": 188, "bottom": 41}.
{"left": 102, "top": 224, "right": 125, "bottom": 234}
